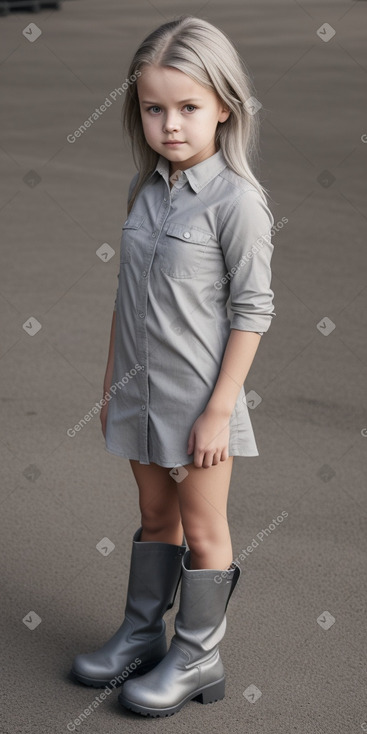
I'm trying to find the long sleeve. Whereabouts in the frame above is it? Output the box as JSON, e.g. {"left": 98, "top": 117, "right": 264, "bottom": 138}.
{"left": 113, "top": 172, "right": 139, "bottom": 312}
{"left": 218, "top": 187, "right": 276, "bottom": 334}
{"left": 113, "top": 281, "right": 119, "bottom": 312}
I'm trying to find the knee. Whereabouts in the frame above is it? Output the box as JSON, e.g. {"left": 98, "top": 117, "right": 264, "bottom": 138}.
{"left": 183, "top": 528, "right": 214, "bottom": 559}
{"left": 183, "top": 525, "right": 230, "bottom": 559}
{"left": 140, "top": 502, "right": 180, "bottom": 536}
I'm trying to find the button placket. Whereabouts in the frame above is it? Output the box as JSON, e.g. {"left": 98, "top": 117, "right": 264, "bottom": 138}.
{"left": 136, "top": 189, "right": 172, "bottom": 462}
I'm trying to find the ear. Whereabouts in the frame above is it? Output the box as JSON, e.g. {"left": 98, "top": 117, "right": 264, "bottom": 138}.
{"left": 218, "top": 105, "right": 231, "bottom": 123}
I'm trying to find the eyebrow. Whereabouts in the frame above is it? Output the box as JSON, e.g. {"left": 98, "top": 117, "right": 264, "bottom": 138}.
{"left": 141, "top": 98, "right": 203, "bottom": 104}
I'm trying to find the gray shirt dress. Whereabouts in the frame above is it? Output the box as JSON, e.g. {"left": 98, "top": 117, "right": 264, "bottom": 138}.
{"left": 105, "top": 148, "right": 276, "bottom": 468}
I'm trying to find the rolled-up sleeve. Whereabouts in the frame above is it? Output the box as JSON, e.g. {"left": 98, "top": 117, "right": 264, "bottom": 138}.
{"left": 219, "top": 187, "right": 276, "bottom": 334}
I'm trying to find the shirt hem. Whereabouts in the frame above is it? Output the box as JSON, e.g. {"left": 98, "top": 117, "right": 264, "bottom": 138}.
{"left": 104, "top": 444, "right": 259, "bottom": 465}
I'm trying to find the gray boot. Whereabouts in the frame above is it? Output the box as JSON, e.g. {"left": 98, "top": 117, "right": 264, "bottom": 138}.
{"left": 118, "top": 549, "right": 241, "bottom": 716}
{"left": 71, "top": 527, "right": 186, "bottom": 688}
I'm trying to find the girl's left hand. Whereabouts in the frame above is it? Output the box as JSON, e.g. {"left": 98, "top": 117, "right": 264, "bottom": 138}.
{"left": 187, "top": 408, "right": 230, "bottom": 468}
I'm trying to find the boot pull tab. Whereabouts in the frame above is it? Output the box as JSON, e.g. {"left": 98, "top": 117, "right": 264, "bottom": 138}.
{"left": 224, "top": 562, "right": 241, "bottom": 612}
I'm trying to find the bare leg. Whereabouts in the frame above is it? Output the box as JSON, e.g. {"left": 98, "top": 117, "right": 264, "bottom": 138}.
{"left": 129, "top": 460, "right": 183, "bottom": 545}
{"left": 174, "top": 456, "right": 234, "bottom": 570}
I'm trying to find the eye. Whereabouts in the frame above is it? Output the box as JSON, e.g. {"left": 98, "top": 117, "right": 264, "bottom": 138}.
{"left": 145, "top": 104, "right": 197, "bottom": 114}
{"left": 147, "top": 105, "right": 161, "bottom": 114}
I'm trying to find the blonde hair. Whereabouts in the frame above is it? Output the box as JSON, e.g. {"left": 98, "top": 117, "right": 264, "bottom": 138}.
{"left": 122, "top": 15, "right": 270, "bottom": 215}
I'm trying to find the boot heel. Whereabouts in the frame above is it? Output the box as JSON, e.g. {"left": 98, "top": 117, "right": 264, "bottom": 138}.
{"left": 197, "top": 678, "right": 225, "bottom": 704}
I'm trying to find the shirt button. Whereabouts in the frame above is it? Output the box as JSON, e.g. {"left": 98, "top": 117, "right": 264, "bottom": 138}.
{"left": 138, "top": 312, "right": 145, "bottom": 318}
{"left": 152, "top": 232, "right": 157, "bottom": 238}
{"left": 183, "top": 231, "right": 191, "bottom": 239}
{"left": 142, "top": 270, "right": 147, "bottom": 277}
{"left": 141, "top": 404, "right": 146, "bottom": 411}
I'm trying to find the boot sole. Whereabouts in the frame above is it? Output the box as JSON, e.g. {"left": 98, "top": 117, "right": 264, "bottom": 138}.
{"left": 118, "top": 677, "right": 225, "bottom": 716}
{"left": 70, "top": 659, "right": 163, "bottom": 688}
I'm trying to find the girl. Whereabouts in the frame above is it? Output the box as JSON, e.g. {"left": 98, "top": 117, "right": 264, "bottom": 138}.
{"left": 71, "top": 14, "right": 276, "bottom": 717}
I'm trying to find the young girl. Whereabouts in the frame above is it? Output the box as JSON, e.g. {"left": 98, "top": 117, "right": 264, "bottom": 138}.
{"left": 71, "top": 14, "right": 276, "bottom": 717}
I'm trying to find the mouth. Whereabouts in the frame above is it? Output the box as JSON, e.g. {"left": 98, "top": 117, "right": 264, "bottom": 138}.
{"left": 163, "top": 141, "right": 185, "bottom": 145}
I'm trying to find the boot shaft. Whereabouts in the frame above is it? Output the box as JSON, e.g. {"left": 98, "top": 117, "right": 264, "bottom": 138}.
{"left": 172, "top": 550, "right": 240, "bottom": 658}
{"left": 124, "top": 528, "right": 186, "bottom": 632}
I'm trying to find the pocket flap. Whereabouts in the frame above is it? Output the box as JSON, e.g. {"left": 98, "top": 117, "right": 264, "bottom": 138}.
{"left": 122, "top": 215, "right": 145, "bottom": 230}
{"left": 166, "top": 223, "right": 212, "bottom": 245}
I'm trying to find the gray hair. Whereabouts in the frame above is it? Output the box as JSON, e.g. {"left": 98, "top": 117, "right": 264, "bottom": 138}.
{"left": 122, "top": 15, "right": 270, "bottom": 214}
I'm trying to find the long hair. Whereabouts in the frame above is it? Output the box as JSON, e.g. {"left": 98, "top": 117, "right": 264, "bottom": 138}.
{"left": 122, "top": 15, "right": 269, "bottom": 215}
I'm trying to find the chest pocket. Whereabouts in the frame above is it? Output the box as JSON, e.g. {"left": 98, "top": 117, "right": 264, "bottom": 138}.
{"left": 120, "top": 215, "right": 145, "bottom": 263}
{"left": 159, "top": 223, "right": 212, "bottom": 279}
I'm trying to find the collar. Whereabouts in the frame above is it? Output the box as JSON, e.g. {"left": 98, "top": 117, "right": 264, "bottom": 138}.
{"left": 148, "top": 147, "right": 228, "bottom": 193}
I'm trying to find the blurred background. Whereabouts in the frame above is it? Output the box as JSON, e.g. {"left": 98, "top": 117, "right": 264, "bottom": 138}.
{"left": 0, "top": 2, "right": 366, "bottom": 733}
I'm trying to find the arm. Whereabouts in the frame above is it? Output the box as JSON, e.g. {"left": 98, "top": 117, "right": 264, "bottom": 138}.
{"left": 103, "top": 169, "right": 137, "bottom": 392}
{"left": 205, "top": 187, "right": 275, "bottom": 417}
{"left": 205, "top": 329, "right": 262, "bottom": 418}
{"left": 101, "top": 172, "right": 138, "bottom": 435}
{"left": 100, "top": 310, "right": 116, "bottom": 439}
{"left": 187, "top": 187, "right": 275, "bottom": 466}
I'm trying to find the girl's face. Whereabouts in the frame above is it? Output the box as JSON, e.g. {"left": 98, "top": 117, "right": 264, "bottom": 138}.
{"left": 137, "top": 65, "right": 230, "bottom": 175}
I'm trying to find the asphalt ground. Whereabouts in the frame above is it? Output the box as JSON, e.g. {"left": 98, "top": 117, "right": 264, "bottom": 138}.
{"left": 0, "top": 1, "right": 366, "bottom": 733}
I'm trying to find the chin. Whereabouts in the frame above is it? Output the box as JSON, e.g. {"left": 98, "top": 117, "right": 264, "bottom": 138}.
{"left": 162, "top": 151, "right": 188, "bottom": 161}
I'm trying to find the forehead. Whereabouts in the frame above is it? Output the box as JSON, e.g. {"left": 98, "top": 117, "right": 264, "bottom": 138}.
{"left": 137, "top": 65, "right": 211, "bottom": 101}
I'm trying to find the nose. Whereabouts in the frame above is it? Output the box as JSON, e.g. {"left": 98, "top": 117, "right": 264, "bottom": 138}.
{"left": 163, "top": 111, "right": 181, "bottom": 133}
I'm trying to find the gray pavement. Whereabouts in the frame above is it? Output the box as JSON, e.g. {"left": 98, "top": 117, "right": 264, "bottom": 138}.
{"left": 1, "top": 1, "right": 366, "bottom": 733}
